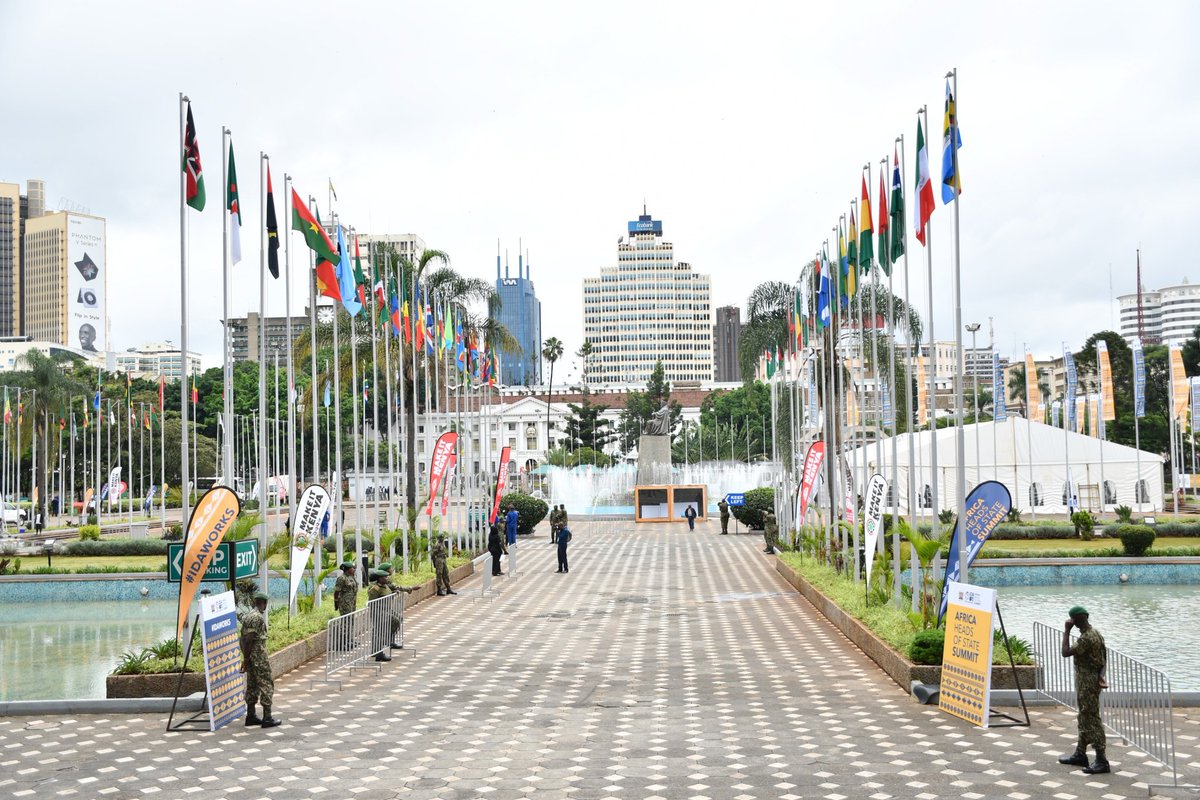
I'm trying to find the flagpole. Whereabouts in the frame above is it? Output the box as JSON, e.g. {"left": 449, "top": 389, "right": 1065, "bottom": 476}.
{"left": 917, "top": 105, "right": 941, "bottom": 541}
{"left": 258, "top": 153, "right": 270, "bottom": 589}
{"left": 283, "top": 174, "right": 297, "bottom": 556}
{"left": 178, "top": 94, "right": 192, "bottom": 531}
{"left": 222, "top": 128, "right": 234, "bottom": 486}
{"left": 382, "top": 253, "right": 399, "bottom": 569}
{"left": 348, "top": 231, "right": 363, "bottom": 575}
{"left": 330, "top": 222, "right": 345, "bottom": 599}
{"left": 867, "top": 162, "right": 884, "bottom": 565}
{"left": 946, "top": 68, "right": 969, "bottom": 584}
{"left": 393, "top": 255, "right": 408, "bottom": 571}
{"left": 309, "top": 195, "right": 320, "bottom": 497}
{"left": 369, "top": 252, "right": 383, "bottom": 568}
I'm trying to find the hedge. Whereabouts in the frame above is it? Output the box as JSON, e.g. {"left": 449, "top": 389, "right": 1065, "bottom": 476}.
{"left": 1113, "top": 524, "right": 1156, "bottom": 556}
{"left": 498, "top": 492, "right": 549, "bottom": 534}
{"left": 731, "top": 487, "right": 773, "bottom": 529}
{"left": 62, "top": 538, "right": 169, "bottom": 556}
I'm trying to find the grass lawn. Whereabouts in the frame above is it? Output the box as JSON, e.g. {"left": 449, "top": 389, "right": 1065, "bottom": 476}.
{"left": 5, "top": 552, "right": 474, "bottom": 576}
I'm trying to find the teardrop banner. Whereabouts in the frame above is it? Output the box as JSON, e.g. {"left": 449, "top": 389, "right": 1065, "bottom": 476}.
{"left": 176, "top": 485, "right": 242, "bottom": 640}
{"left": 937, "top": 480, "right": 1012, "bottom": 623}
{"left": 862, "top": 473, "right": 888, "bottom": 583}
{"left": 440, "top": 454, "right": 457, "bottom": 518}
{"left": 798, "top": 441, "right": 825, "bottom": 520}
{"left": 289, "top": 484, "right": 331, "bottom": 609}
{"left": 425, "top": 431, "right": 459, "bottom": 516}
{"left": 490, "top": 446, "right": 512, "bottom": 525}
{"left": 841, "top": 456, "right": 856, "bottom": 526}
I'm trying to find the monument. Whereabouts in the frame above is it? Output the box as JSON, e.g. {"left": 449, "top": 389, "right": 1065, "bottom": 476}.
{"left": 636, "top": 404, "right": 673, "bottom": 485}
{"left": 633, "top": 404, "right": 707, "bottom": 524}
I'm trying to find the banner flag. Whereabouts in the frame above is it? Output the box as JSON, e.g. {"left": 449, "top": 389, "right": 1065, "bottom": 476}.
{"left": 1133, "top": 339, "right": 1146, "bottom": 419}
{"left": 937, "top": 480, "right": 1011, "bottom": 623}
{"left": 939, "top": 582, "right": 996, "bottom": 728}
{"left": 490, "top": 446, "right": 512, "bottom": 525}
{"left": 425, "top": 432, "right": 459, "bottom": 516}
{"left": 862, "top": 473, "right": 888, "bottom": 583}
{"left": 1075, "top": 395, "right": 1085, "bottom": 434}
{"left": 1089, "top": 394, "right": 1099, "bottom": 438}
{"left": 176, "top": 486, "right": 242, "bottom": 640}
{"left": 107, "top": 466, "right": 122, "bottom": 508}
{"left": 1063, "top": 348, "right": 1077, "bottom": 431}
{"left": 1024, "top": 352, "right": 1040, "bottom": 422}
{"left": 917, "top": 357, "right": 929, "bottom": 424}
{"left": 798, "top": 441, "right": 825, "bottom": 520}
{"left": 288, "top": 485, "right": 331, "bottom": 609}
{"left": 992, "top": 353, "right": 1007, "bottom": 422}
{"left": 1097, "top": 340, "right": 1116, "bottom": 421}
{"left": 1170, "top": 344, "right": 1188, "bottom": 420}
{"left": 842, "top": 456, "right": 856, "bottom": 526}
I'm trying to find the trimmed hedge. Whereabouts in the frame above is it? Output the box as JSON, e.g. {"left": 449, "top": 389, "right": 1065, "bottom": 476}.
{"left": 909, "top": 628, "right": 945, "bottom": 665}
{"left": 62, "top": 538, "right": 169, "bottom": 556}
{"left": 731, "top": 487, "right": 774, "bottom": 529}
{"left": 1114, "top": 524, "right": 1156, "bottom": 556}
{"left": 498, "top": 492, "right": 549, "bottom": 535}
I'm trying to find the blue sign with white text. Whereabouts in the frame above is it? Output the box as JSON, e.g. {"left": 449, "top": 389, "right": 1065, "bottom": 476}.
{"left": 725, "top": 493, "right": 746, "bottom": 507}
{"left": 937, "top": 481, "right": 1012, "bottom": 624}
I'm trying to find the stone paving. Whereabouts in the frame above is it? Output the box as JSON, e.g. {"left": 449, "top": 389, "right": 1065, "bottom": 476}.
{"left": 1, "top": 518, "right": 1197, "bottom": 799}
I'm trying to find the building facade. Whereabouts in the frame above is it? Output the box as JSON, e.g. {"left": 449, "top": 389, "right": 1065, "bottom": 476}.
{"left": 114, "top": 342, "right": 201, "bottom": 379}
{"left": 0, "top": 337, "right": 100, "bottom": 372}
{"left": 494, "top": 248, "right": 542, "bottom": 386}
{"left": 713, "top": 305, "right": 742, "bottom": 382}
{"left": 1117, "top": 280, "right": 1200, "bottom": 345}
{"left": 227, "top": 311, "right": 310, "bottom": 363}
{"left": 0, "top": 180, "right": 50, "bottom": 340}
{"left": 23, "top": 210, "right": 106, "bottom": 352}
{"left": 583, "top": 210, "right": 712, "bottom": 385}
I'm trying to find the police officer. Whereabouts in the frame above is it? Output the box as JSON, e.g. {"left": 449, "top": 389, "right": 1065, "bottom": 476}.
{"left": 366, "top": 570, "right": 393, "bottom": 661}
{"left": 763, "top": 511, "right": 778, "bottom": 554}
{"left": 333, "top": 561, "right": 357, "bottom": 616}
{"left": 1058, "top": 606, "right": 1110, "bottom": 773}
{"left": 432, "top": 534, "right": 455, "bottom": 596}
{"left": 239, "top": 591, "right": 280, "bottom": 728}
{"left": 718, "top": 499, "right": 730, "bottom": 534}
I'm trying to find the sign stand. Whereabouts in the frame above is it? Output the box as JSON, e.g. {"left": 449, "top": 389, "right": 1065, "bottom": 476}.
{"left": 166, "top": 610, "right": 209, "bottom": 732}
{"left": 988, "top": 601, "right": 1031, "bottom": 728}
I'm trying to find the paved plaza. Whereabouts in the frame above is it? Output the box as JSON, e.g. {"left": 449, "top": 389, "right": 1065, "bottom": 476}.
{"left": 1, "top": 520, "right": 1197, "bottom": 799}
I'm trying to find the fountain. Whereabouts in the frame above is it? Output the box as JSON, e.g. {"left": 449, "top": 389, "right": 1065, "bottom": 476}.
{"left": 547, "top": 460, "right": 779, "bottom": 517}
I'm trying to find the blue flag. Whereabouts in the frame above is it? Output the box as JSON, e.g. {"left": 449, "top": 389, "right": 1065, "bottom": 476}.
{"left": 816, "top": 252, "right": 832, "bottom": 329}
{"left": 334, "top": 224, "right": 361, "bottom": 316}
{"left": 938, "top": 480, "right": 1011, "bottom": 623}
{"left": 1133, "top": 340, "right": 1146, "bottom": 418}
{"left": 93, "top": 391, "right": 101, "bottom": 412}
{"left": 941, "top": 80, "right": 963, "bottom": 204}
{"left": 323, "top": 381, "right": 331, "bottom": 408}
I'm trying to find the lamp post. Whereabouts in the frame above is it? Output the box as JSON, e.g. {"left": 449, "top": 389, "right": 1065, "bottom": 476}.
{"left": 966, "top": 323, "right": 981, "bottom": 490}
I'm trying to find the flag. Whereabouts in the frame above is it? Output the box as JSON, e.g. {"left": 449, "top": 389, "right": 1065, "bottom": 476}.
{"left": 414, "top": 287, "right": 425, "bottom": 347}
{"left": 456, "top": 318, "right": 466, "bottom": 370}
{"left": 183, "top": 102, "right": 205, "bottom": 211}
{"left": 290, "top": 189, "right": 339, "bottom": 265}
{"left": 226, "top": 143, "right": 242, "bottom": 264}
{"left": 372, "top": 253, "right": 387, "bottom": 318}
{"left": 323, "top": 381, "right": 331, "bottom": 408}
{"left": 328, "top": 178, "right": 337, "bottom": 202}
{"left": 443, "top": 305, "right": 454, "bottom": 352}
{"left": 2, "top": 389, "right": 9, "bottom": 425}
{"left": 1097, "top": 340, "right": 1116, "bottom": 422}
{"left": 890, "top": 146, "right": 905, "bottom": 260}
{"left": 816, "top": 251, "right": 832, "bottom": 329}
{"left": 793, "top": 291, "right": 803, "bottom": 349}
{"left": 335, "top": 225, "right": 361, "bottom": 315}
{"left": 191, "top": 376, "right": 198, "bottom": 405}
{"left": 941, "top": 80, "right": 963, "bottom": 204}
{"left": 876, "top": 168, "right": 890, "bottom": 275}
{"left": 914, "top": 118, "right": 935, "bottom": 245}
{"left": 1024, "top": 352, "right": 1040, "bottom": 422}
{"left": 158, "top": 374, "right": 165, "bottom": 411}
{"left": 1133, "top": 339, "right": 1146, "bottom": 419}
{"left": 843, "top": 213, "right": 858, "bottom": 301}
{"left": 362, "top": 378, "right": 369, "bottom": 404}
{"left": 401, "top": 278, "right": 411, "bottom": 343}
{"left": 94, "top": 390, "right": 101, "bottom": 412}
{"left": 1170, "top": 344, "right": 1188, "bottom": 420}
{"left": 144, "top": 412, "right": 151, "bottom": 431}
{"left": 266, "top": 167, "right": 280, "bottom": 279}
{"left": 84, "top": 410, "right": 90, "bottom": 429}
{"left": 859, "top": 175, "right": 874, "bottom": 271}
{"left": 389, "top": 277, "right": 401, "bottom": 336}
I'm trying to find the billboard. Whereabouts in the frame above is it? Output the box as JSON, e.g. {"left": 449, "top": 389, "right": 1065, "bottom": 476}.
{"left": 66, "top": 214, "right": 106, "bottom": 353}
{"left": 627, "top": 218, "right": 662, "bottom": 235}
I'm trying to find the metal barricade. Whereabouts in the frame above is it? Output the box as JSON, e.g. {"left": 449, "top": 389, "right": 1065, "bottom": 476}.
{"left": 472, "top": 552, "right": 496, "bottom": 599}
{"left": 318, "top": 591, "right": 408, "bottom": 688}
{"left": 1032, "top": 621, "right": 1191, "bottom": 789}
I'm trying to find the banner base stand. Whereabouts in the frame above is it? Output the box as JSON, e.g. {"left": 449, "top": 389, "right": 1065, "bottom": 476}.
{"left": 988, "top": 602, "right": 1031, "bottom": 728}
{"left": 166, "top": 612, "right": 211, "bottom": 732}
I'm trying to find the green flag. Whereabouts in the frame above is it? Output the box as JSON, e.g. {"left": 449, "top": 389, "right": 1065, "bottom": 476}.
{"left": 890, "top": 147, "right": 905, "bottom": 261}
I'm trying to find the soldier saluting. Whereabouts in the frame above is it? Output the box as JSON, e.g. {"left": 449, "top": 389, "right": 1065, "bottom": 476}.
{"left": 1058, "top": 606, "right": 1110, "bottom": 774}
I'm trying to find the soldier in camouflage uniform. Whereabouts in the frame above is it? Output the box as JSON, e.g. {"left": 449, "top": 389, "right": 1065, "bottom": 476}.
{"left": 1058, "top": 606, "right": 1109, "bottom": 773}
{"left": 432, "top": 534, "right": 455, "bottom": 596}
{"left": 233, "top": 578, "right": 259, "bottom": 618}
{"left": 762, "top": 511, "right": 779, "bottom": 554}
{"left": 718, "top": 499, "right": 730, "bottom": 534}
{"left": 549, "top": 505, "right": 562, "bottom": 543}
{"left": 239, "top": 591, "right": 281, "bottom": 728}
{"left": 378, "top": 562, "right": 413, "bottom": 648}
{"left": 366, "top": 570, "right": 393, "bottom": 661}
{"left": 333, "top": 561, "right": 358, "bottom": 617}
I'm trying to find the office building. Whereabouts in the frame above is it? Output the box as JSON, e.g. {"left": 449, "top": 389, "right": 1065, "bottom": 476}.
{"left": 227, "top": 311, "right": 310, "bottom": 364}
{"left": 494, "top": 247, "right": 542, "bottom": 386}
{"left": 23, "top": 210, "right": 106, "bottom": 352}
{"left": 1117, "top": 279, "right": 1200, "bottom": 345}
{"left": 713, "top": 305, "right": 742, "bottom": 382}
{"left": 583, "top": 209, "right": 713, "bottom": 385}
{"left": 0, "top": 336, "right": 100, "bottom": 372}
{"left": 114, "top": 342, "right": 201, "bottom": 379}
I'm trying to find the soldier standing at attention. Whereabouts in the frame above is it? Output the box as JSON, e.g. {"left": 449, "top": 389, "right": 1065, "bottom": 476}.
{"left": 239, "top": 592, "right": 280, "bottom": 728}
{"left": 1058, "top": 606, "right": 1110, "bottom": 774}
{"left": 763, "top": 511, "right": 778, "bottom": 554}
{"left": 432, "top": 534, "right": 456, "bottom": 596}
{"left": 333, "top": 561, "right": 357, "bottom": 616}
{"left": 549, "top": 505, "right": 561, "bottom": 543}
{"left": 718, "top": 499, "right": 730, "bottom": 534}
{"left": 366, "top": 571, "right": 393, "bottom": 662}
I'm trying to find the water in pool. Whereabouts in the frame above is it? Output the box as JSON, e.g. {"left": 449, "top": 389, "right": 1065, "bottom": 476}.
{"left": 993, "top": 583, "right": 1200, "bottom": 691}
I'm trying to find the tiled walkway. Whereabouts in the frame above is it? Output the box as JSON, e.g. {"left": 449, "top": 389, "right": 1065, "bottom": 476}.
{"left": 0, "top": 519, "right": 1195, "bottom": 799}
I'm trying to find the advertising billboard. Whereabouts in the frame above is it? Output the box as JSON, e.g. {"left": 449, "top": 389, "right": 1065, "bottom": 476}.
{"left": 66, "top": 214, "right": 105, "bottom": 352}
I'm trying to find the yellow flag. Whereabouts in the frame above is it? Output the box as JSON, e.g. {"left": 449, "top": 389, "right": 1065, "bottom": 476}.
{"left": 1024, "top": 352, "right": 1040, "bottom": 422}
{"left": 1097, "top": 341, "right": 1116, "bottom": 421}
{"left": 1170, "top": 344, "right": 1188, "bottom": 420}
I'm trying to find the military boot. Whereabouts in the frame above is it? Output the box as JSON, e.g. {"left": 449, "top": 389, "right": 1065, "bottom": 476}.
{"left": 1082, "top": 748, "right": 1110, "bottom": 774}
{"left": 375, "top": 650, "right": 392, "bottom": 662}
{"left": 244, "top": 703, "right": 262, "bottom": 726}
{"left": 1057, "top": 747, "right": 1088, "bottom": 767}
{"left": 260, "top": 705, "right": 281, "bottom": 728}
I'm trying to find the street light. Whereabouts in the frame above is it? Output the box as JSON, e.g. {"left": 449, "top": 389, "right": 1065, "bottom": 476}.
{"left": 966, "top": 323, "right": 982, "bottom": 489}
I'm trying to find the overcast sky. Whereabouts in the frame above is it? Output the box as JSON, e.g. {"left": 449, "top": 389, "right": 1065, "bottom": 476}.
{"left": 3, "top": 1, "right": 1198, "bottom": 379}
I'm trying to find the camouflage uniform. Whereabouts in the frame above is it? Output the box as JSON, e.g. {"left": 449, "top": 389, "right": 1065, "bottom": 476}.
{"left": 432, "top": 537, "right": 452, "bottom": 595}
{"left": 333, "top": 567, "right": 358, "bottom": 616}
{"left": 763, "top": 511, "right": 778, "bottom": 554}
{"left": 379, "top": 563, "right": 410, "bottom": 645}
{"left": 366, "top": 573, "right": 393, "bottom": 660}
{"left": 239, "top": 601, "right": 274, "bottom": 722}
{"left": 1073, "top": 626, "right": 1107, "bottom": 757}
{"left": 718, "top": 500, "right": 730, "bottom": 534}
{"left": 233, "top": 579, "right": 259, "bottom": 618}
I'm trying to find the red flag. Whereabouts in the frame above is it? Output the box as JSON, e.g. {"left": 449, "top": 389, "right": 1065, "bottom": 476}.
{"left": 315, "top": 260, "right": 342, "bottom": 302}
{"left": 158, "top": 373, "right": 165, "bottom": 411}
{"left": 490, "top": 446, "right": 511, "bottom": 525}
{"left": 425, "top": 432, "right": 459, "bottom": 516}
{"left": 182, "top": 102, "right": 205, "bottom": 211}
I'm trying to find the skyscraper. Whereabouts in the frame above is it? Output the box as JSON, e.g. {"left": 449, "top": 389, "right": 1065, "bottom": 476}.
{"left": 583, "top": 209, "right": 712, "bottom": 385}
{"left": 0, "top": 183, "right": 20, "bottom": 338}
{"left": 494, "top": 245, "right": 542, "bottom": 386}
{"left": 713, "top": 305, "right": 742, "bottom": 382}
{"left": 24, "top": 210, "right": 107, "bottom": 352}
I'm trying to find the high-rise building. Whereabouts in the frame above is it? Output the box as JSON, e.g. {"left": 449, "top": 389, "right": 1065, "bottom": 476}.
{"left": 494, "top": 246, "right": 542, "bottom": 386}
{"left": 713, "top": 305, "right": 742, "bottom": 382}
{"left": 1117, "top": 280, "right": 1200, "bottom": 345}
{"left": 0, "top": 183, "right": 20, "bottom": 338}
{"left": 227, "top": 310, "right": 311, "bottom": 363}
{"left": 23, "top": 210, "right": 106, "bottom": 352}
{"left": 114, "top": 342, "right": 201, "bottom": 379}
{"left": 583, "top": 210, "right": 712, "bottom": 385}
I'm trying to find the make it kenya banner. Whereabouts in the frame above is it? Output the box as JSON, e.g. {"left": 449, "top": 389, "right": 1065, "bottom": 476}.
{"left": 289, "top": 484, "right": 331, "bottom": 609}
{"left": 798, "top": 441, "right": 825, "bottom": 520}
{"left": 176, "top": 486, "right": 242, "bottom": 640}
{"left": 490, "top": 446, "right": 512, "bottom": 524}
{"left": 425, "top": 431, "right": 459, "bottom": 516}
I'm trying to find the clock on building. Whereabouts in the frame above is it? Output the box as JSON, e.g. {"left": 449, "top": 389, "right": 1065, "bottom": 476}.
{"left": 317, "top": 306, "right": 335, "bottom": 325}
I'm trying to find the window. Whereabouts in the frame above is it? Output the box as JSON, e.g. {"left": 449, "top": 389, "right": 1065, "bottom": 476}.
{"left": 1029, "top": 482, "right": 1044, "bottom": 507}
{"left": 1103, "top": 480, "right": 1116, "bottom": 505}
{"left": 1135, "top": 479, "right": 1149, "bottom": 504}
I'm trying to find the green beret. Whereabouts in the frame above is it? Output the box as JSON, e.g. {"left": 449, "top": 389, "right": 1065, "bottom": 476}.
{"left": 372, "top": 570, "right": 388, "bottom": 581}
{"left": 340, "top": 561, "right": 354, "bottom": 570}
{"left": 1068, "top": 605, "right": 1088, "bottom": 617}
{"left": 378, "top": 561, "right": 392, "bottom": 570}
{"left": 253, "top": 591, "right": 269, "bottom": 602}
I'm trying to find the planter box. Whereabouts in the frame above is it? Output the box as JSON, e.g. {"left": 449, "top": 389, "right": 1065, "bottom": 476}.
{"left": 107, "top": 559, "right": 474, "bottom": 698}
{"left": 774, "top": 558, "right": 1038, "bottom": 691}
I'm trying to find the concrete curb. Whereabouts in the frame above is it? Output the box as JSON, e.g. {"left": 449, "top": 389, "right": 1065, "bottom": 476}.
{"left": 0, "top": 692, "right": 206, "bottom": 716}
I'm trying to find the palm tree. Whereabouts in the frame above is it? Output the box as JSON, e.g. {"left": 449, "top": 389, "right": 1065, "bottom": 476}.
{"left": 577, "top": 340, "right": 594, "bottom": 390}
{"left": 1007, "top": 364, "right": 1049, "bottom": 417}
{"left": 738, "top": 281, "right": 793, "bottom": 382}
{"left": 16, "top": 350, "right": 85, "bottom": 520}
{"left": 541, "top": 337, "right": 564, "bottom": 454}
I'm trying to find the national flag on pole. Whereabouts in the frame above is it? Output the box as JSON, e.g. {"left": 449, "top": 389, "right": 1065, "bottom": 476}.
{"left": 844, "top": 212, "right": 858, "bottom": 300}
{"left": 323, "top": 381, "right": 331, "bottom": 408}
{"left": 372, "top": 251, "right": 386, "bottom": 315}
{"left": 144, "top": 412, "right": 151, "bottom": 431}
{"left": 941, "top": 80, "right": 963, "bottom": 204}
{"left": 335, "top": 225, "right": 361, "bottom": 316}
{"left": 914, "top": 118, "right": 935, "bottom": 245}
{"left": 265, "top": 167, "right": 280, "bottom": 278}
{"left": 890, "top": 146, "right": 905, "bottom": 260}
{"left": 2, "top": 389, "right": 9, "bottom": 425}
{"left": 859, "top": 175, "right": 873, "bottom": 271}
{"left": 877, "top": 167, "right": 890, "bottom": 275}
{"left": 389, "top": 278, "right": 401, "bottom": 336}
{"left": 183, "top": 102, "right": 205, "bottom": 211}
{"left": 425, "top": 302, "right": 435, "bottom": 355}
{"left": 817, "top": 251, "right": 832, "bottom": 329}
{"left": 158, "top": 373, "right": 165, "bottom": 411}
{"left": 352, "top": 236, "right": 368, "bottom": 308}
{"left": 291, "top": 190, "right": 339, "bottom": 265}
{"left": 226, "top": 143, "right": 242, "bottom": 264}
{"left": 362, "top": 378, "right": 369, "bottom": 404}
{"left": 401, "top": 279, "right": 411, "bottom": 343}
{"left": 191, "top": 376, "right": 198, "bottom": 405}
{"left": 328, "top": 178, "right": 337, "bottom": 202}
{"left": 414, "top": 286, "right": 425, "bottom": 346}
{"left": 94, "top": 390, "right": 101, "bottom": 412}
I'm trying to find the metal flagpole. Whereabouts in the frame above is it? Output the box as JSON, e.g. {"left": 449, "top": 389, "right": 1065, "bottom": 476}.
{"left": 395, "top": 256, "right": 409, "bottom": 566}
{"left": 898, "top": 134, "right": 921, "bottom": 610}
{"left": 370, "top": 252, "right": 383, "bottom": 568}
{"left": 222, "top": 128, "right": 234, "bottom": 485}
{"left": 178, "top": 93, "right": 192, "bottom": 530}
{"left": 309, "top": 197, "right": 320, "bottom": 495}
{"left": 919, "top": 105, "right": 940, "bottom": 533}
{"left": 348, "top": 233, "right": 363, "bottom": 575}
{"left": 382, "top": 254, "right": 399, "bottom": 568}
{"left": 257, "top": 154, "right": 270, "bottom": 588}
{"left": 69, "top": 403, "right": 75, "bottom": 525}
{"left": 947, "top": 68, "right": 969, "bottom": 583}
{"left": 331, "top": 228, "right": 345, "bottom": 591}
{"left": 283, "top": 175, "right": 297, "bottom": 563}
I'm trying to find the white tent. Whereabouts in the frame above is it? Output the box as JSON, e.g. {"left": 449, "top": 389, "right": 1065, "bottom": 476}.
{"left": 842, "top": 416, "right": 1163, "bottom": 514}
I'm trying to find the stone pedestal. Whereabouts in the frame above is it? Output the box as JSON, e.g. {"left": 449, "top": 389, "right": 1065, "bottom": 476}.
{"left": 636, "top": 435, "right": 673, "bottom": 486}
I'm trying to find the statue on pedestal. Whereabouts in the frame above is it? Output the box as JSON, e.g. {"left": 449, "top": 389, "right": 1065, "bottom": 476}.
{"left": 643, "top": 403, "right": 671, "bottom": 436}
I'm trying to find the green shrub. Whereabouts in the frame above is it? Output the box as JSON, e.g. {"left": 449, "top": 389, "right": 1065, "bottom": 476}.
{"left": 1006, "top": 508, "right": 1022, "bottom": 523}
{"left": 63, "top": 538, "right": 168, "bottom": 556}
{"left": 498, "top": 492, "right": 548, "bottom": 534}
{"left": 1071, "top": 511, "right": 1095, "bottom": 541}
{"left": 909, "top": 628, "right": 946, "bottom": 665}
{"left": 730, "top": 487, "right": 774, "bottom": 529}
{"left": 994, "top": 630, "right": 1034, "bottom": 665}
{"left": 938, "top": 509, "right": 955, "bottom": 525}
{"left": 1115, "top": 524, "right": 1156, "bottom": 556}
{"left": 1114, "top": 505, "right": 1133, "bottom": 524}
{"left": 78, "top": 524, "right": 101, "bottom": 541}
{"left": 162, "top": 523, "right": 184, "bottom": 542}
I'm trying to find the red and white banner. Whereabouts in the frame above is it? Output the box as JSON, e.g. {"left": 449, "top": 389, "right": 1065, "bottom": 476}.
{"left": 425, "top": 432, "right": 459, "bottom": 516}
{"left": 798, "top": 441, "right": 825, "bottom": 519}
{"left": 842, "top": 456, "right": 856, "bottom": 526}
{"left": 439, "top": 455, "right": 457, "bottom": 517}
{"left": 489, "top": 446, "right": 511, "bottom": 524}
